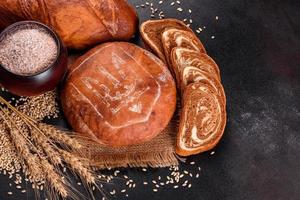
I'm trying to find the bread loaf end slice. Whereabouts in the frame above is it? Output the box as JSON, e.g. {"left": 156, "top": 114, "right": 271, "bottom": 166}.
{"left": 140, "top": 19, "right": 193, "bottom": 63}
{"left": 176, "top": 82, "right": 226, "bottom": 156}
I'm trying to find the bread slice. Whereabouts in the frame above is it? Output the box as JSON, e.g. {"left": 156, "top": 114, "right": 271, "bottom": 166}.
{"left": 180, "top": 66, "right": 226, "bottom": 104}
{"left": 140, "top": 19, "right": 193, "bottom": 63}
{"left": 161, "top": 28, "right": 206, "bottom": 69}
{"left": 171, "top": 47, "right": 221, "bottom": 84}
{"left": 176, "top": 82, "right": 227, "bottom": 156}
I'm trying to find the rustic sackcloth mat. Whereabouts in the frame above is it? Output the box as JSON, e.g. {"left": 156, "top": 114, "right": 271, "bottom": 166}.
{"left": 80, "top": 114, "right": 181, "bottom": 169}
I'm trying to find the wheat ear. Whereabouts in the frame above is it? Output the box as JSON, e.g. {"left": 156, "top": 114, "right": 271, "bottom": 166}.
{"left": 0, "top": 118, "right": 44, "bottom": 183}
{"left": 30, "top": 127, "right": 62, "bottom": 166}
{"left": 60, "top": 149, "right": 96, "bottom": 184}
{"left": 38, "top": 123, "right": 82, "bottom": 149}
{"left": 41, "top": 159, "right": 68, "bottom": 198}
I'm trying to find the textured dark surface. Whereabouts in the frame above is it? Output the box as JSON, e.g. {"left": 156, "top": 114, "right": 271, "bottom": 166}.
{"left": 1, "top": 0, "right": 300, "bottom": 199}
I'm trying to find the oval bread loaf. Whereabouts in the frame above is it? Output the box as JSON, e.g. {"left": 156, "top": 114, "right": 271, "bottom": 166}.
{"left": 0, "top": 0, "right": 138, "bottom": 49}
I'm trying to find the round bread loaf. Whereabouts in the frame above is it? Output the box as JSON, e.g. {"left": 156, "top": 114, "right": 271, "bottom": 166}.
{"left": 61, "top": 42, "right": 177, "bottom": 147}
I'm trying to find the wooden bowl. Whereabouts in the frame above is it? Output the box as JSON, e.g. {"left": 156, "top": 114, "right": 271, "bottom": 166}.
{"left": 0, "top": 21, "right": 68, "bottom": 96}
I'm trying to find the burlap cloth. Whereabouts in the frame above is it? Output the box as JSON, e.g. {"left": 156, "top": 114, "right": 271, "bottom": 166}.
{"left": 67, "top": 55, "right": 182, "bottom": 169}
{"left": 81, "top": 114, "right": 181, "bottom": 169}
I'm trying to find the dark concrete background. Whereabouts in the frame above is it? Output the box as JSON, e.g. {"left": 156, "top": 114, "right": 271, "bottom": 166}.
{"left": 0, "top": 0, "right": 299, "bottom": 199}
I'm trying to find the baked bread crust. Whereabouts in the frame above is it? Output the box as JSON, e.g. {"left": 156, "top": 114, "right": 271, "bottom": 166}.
{"left": 0, "top": 0, "right": 138, "bottom": 49}
{"left": 61, "top": 42, "right": 177, "bottom": 147}
{"left": 140, "top": 19, "right": 193, "bottom": 63}
{"left": 176, "top": 82, "right": 226, "bottom": 156}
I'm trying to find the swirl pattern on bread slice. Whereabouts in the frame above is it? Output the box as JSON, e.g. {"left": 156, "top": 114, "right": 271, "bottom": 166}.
{"left": 176, "top": 82, "right": 226, "bottom": 156}
{"left": 140, "top": 19, "right": 194, "bottom": 63}
{"left": 171, "top": 47, "right": 221, "bottom": 84}
{"left": 180, "top": 66, "right": 226, "bottom": 103}
{"left": 161, "top": 28, "right": 206, "bottom": 69}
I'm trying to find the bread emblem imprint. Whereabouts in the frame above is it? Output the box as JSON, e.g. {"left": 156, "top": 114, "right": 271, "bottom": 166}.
{"left": 76, "top": 50, "right": 160, "bottom": 127}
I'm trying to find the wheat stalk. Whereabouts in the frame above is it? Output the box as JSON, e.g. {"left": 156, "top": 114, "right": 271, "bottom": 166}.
{"left": 40, "top": 159, "right": 68, "bottom": 198}
{"left": 38, "top": 123, "right": 82, "bottom": 149}
{"left": 1, "top": 96, "right": 82, "bottom": 149}
{"left": 0, "top": 110, "right": 44, "bottom": 182}
{"left": 30, "top": 127, "right": 62, "bottom": 166}
{"left": 60, "top": 149, "right": 96, "bottom": 184}
{"left": 0, "top": 96, "right": 101, "bottom": 200}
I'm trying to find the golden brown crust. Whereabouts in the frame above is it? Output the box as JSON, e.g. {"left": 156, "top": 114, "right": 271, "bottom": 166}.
{"left": 176, "top": 82, "right": 226, "bottom": 156}
{"left": 161, "top": 28, "right": 206, "bottom": 70}
{"left": 140, "top": 19, "right": 193, "bottom": 63}
{"left": 61, "top": 42, "right": 177, "bottom": 147}
{"left": 0, "top": 0, "right": 138, "bottom": 49}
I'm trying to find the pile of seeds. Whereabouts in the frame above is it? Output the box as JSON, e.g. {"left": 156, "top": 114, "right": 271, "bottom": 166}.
{"left": 0, "top": 88, "right": 58, "bottom": 121}
{"left": 15, "top": 91, "right": 58, "bottom": 120}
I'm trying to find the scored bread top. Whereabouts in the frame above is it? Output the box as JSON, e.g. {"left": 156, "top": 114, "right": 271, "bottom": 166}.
{"left": 176, "top": 82, "right": 226, "bottom": 156}
{"left": 62, "top": 42, "right": 177, "bottom": 147}
{"left": 161, "top": 28, "right": 206, "bottom": 70}
{"left": 140, "top": 19, "right": 193, "bottom": 63}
